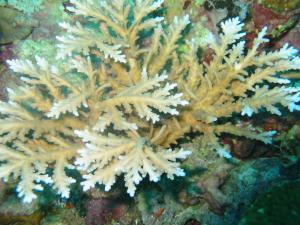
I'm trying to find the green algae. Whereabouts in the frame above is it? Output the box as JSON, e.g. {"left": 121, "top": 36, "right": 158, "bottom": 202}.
{"left": 0, "top": 211, "right": 43, "bottom": 225}
{"left": 41, "top": 208, "right": 85, "bottom": 225}
{"left": 0, "top": 0, "right": 43, "bottom": 15}
{"left": 0, "top": 195, "right": 42, "bottom": 225}
{"left": 256, "top": 0, "right": 300, "bottom": 12}
{"left": 0, "top": 7, "right": 34, "bottom": 44}
{"left": 15, "top": 39, "right": 56, "bottom": 61}
{"left": 239, "top": 181, "right": 300, "bottom": 225}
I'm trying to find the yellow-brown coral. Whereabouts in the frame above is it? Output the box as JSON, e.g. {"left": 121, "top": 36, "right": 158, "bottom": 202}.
{"left": 0, "top": 1, "right": 299, "bottom": 203}
{"left": 157, "top": 17, "right": 300, "bottom": 157}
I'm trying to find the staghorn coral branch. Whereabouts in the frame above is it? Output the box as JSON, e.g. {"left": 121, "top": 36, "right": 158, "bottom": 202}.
{"left": 175, "top": 17, "right": 300, "bottom": 156}
{"left": 0, "top": 0, "right": 191, "bottom": 203}
{"left": 148, "top": 15, "right": 190, "bottom": 76}
{"left": 75, "top": 130, "right": 190, "bottom": 196}
{"left": 68, "top": 0, "right": 127, "bottom": 36}
{"left": 2, "top": 0, "right": 299, "bottom": 203}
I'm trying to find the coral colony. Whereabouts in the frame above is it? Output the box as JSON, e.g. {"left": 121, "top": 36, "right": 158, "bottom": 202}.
{"left": 0, "top": 0, "right": 299, "bottom": 203}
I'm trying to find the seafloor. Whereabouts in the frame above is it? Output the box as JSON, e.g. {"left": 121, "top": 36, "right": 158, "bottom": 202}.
{"left": 0, "top": 0, "right": 299, "bottom": 225}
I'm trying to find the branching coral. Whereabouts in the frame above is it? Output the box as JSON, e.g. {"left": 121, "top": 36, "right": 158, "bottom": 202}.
{"left": 1, "top": 0, "right": 191, "bottom": 202}
{"left": 159, "top": 17, "right": 300, "bottom": 156}
{"left": 0, "top": 0, "right": 299, "bottom": 203}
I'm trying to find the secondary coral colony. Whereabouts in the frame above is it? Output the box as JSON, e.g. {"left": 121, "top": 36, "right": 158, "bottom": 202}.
{"left": 0, "top": 0, "right": 299, "bottom": 203}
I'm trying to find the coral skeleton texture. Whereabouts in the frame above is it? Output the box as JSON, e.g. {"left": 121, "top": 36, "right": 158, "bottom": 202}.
{"left": 0, "top": 0, "right": 299, "bottom": 203}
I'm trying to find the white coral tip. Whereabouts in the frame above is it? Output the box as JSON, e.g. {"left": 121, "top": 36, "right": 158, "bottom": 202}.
{"left": 177, "top": 149, "right": 192, "bottom": 159}
{"left": 241, "top": 105, "right": 254, "bottom": 117}
{"left": 217, "top": 147, "right": 232, "bottom": 159}
{"left": 127, "top": 188, "right": 136, "bottom": 197}
{"left": 22, "top": 194, "right": 37, "bottom": 203}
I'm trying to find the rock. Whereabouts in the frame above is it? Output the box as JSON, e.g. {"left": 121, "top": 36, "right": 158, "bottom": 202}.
{"left": 85, "top": 198, "right": 127, "bottom": 225}
{"left": 137, "top": 158, "right": 300, "bottom": 225}
{"left": 41, "top": 207, "right": 85, "bottom": 225}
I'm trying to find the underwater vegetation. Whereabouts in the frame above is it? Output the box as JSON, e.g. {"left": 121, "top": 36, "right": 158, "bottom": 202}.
{"left": 256, "top": 0, "right": 300, "bottom": 12}
{"left": 0, "top": 7, "right": 34, "bottom": 44}
{"left": 239, "top": 181, "right": 300, "bottom": 225}
{"left": 0, "top": 0, "right": 299, "bottom": 209}
{"left": 0, "top": 0, "right": 44, "bottom": 15}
